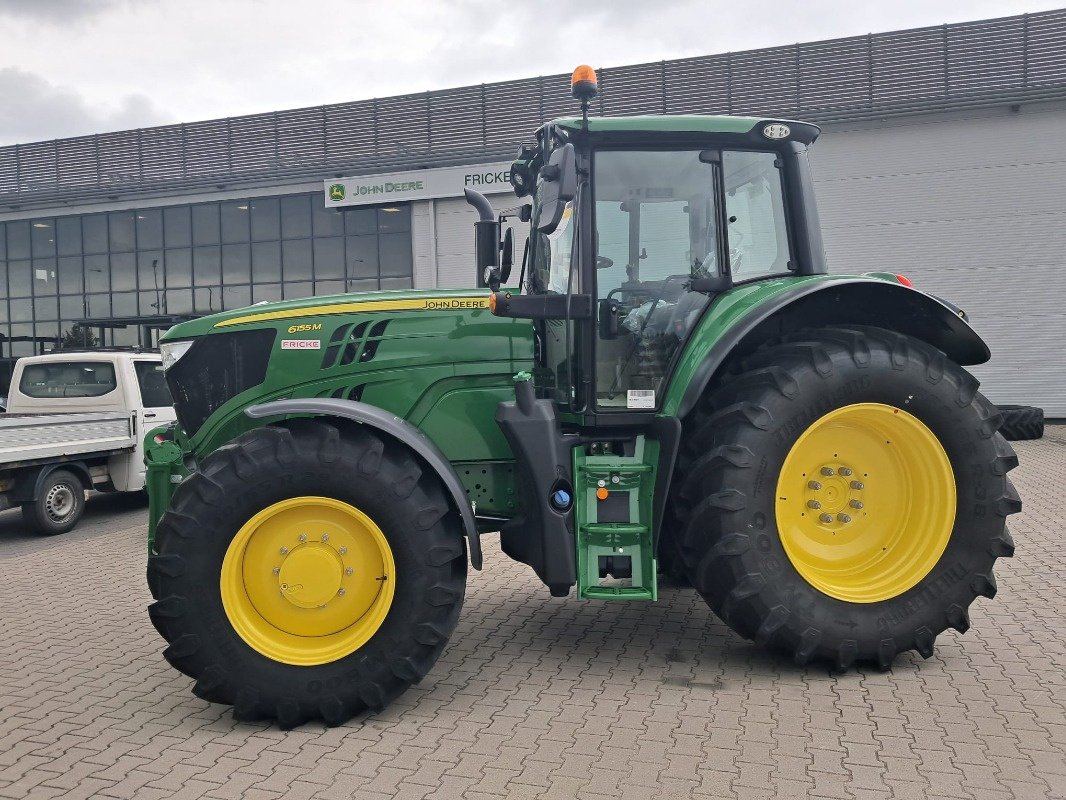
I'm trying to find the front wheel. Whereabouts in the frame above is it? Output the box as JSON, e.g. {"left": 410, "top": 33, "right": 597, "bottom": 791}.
{"left": 23, "top": 469, "right": 86, "bottom": 535}
{"left": 147, "top": 420, "right": 467, "bottom": 727}
{"left": 672, "top": 327, "right": 1020, "bottom": 669}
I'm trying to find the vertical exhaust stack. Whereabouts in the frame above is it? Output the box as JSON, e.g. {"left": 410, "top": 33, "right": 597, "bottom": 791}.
{"left": 465, "top": 188, "right": 501, "bottom": 289}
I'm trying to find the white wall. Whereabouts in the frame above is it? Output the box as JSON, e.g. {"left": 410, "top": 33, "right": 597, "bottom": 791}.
{"left": 811, "top": 101, "right": 1066, "bottom": 414}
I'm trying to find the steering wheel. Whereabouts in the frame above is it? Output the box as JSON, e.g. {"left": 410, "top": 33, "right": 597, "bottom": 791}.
{"left": 596, "top": 255, "right": 614, "bottom": 270}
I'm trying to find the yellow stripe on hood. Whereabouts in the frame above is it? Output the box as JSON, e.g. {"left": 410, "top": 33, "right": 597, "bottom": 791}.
{"left": 215, "top": 296, "right": 490, "bottom": 328}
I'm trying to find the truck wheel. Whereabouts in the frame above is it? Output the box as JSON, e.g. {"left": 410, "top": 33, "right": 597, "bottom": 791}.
{"left": 147, "top": 420, "right": 466, "bottom": 727}
{"left": 673, "top": 327, "right": 1020, "bottom": 670}
{"left": 23, "top": 469, "right": 86, "bottom": 535}
{"left": 997, "top": 405, "right": 1044, "bottom": 441}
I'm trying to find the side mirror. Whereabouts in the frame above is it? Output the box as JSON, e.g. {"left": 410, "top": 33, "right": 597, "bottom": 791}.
{"left": 500, "top": 228, "right": 514, "bottom": 284}
{"left": 534, "top": 143, "right": 577, "bottom": 234}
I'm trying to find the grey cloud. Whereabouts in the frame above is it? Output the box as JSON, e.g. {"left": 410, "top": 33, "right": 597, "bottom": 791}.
{"left": 0, "top": 68, "right": 169, "bottom": 145}
{"left": 0, "top": 0, "right": 124, "bottom": 21}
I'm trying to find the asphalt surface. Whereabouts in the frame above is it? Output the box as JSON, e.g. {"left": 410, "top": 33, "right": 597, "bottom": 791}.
{"left": 1, "top": 428, "right": 1064, "bottom": 799}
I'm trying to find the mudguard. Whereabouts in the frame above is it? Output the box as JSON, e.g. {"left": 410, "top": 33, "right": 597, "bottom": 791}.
{"left": 245, "top": 398, "right": 482, "bottom": 569}
{"left": 9, "top": 461, "right": 93, "bottom": 504}
{"left": 664, "top": 276, "right": 990, "bottom": 419}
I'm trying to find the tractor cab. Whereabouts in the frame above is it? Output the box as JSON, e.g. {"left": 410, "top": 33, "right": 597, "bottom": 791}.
{"left": 482, "top": 67, "right": 823, "bottom": 425}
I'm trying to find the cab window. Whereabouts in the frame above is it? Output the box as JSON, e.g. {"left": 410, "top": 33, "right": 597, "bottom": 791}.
{"left": 135, "top": 361, "right": 173, "bottom": 407}
{"left": 19, "top": 362, "right": 118, "bottom": 398}
{"left": 722, "top": 151, "right": 792, "bottom": 279}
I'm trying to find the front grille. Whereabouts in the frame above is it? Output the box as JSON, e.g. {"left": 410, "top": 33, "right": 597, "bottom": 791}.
{"left": 166, "top": 328, "right": 276, "bottom": 436}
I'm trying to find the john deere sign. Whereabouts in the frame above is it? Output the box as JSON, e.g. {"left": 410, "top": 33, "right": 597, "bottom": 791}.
{"left": 324, "top": 162, "right": 512, "bottom": 207}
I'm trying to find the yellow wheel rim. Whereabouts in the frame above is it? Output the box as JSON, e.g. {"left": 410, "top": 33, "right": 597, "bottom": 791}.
{"left": 774, "top": 403, "right": 956, "bottom": 603}
{"left": 220, "top": 496, "right": 395, "bottom": 666}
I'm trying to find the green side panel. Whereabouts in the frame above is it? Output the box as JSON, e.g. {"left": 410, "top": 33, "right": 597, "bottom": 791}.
{"left": 552, "top": 115, "right": 764, "bottom": 135}
{"left": 573, "top": 437, "right": 659, "bottom": 601}
{"left": 415, "top": 383, "right": 515, "bottom": 461}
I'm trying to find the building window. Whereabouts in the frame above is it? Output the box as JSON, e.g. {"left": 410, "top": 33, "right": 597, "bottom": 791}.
{"left": 0, "top": 192, "right": 413, "bottom": 374}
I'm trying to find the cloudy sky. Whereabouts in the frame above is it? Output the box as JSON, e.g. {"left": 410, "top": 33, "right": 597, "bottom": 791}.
{"left": 0, "top": 0, "right": 1060, "bottom": 146}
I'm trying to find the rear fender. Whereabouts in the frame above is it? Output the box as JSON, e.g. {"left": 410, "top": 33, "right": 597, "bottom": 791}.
{"left": 665, "top": 277, "right": 989, "bottom": 419}
{"left": 245, "top": 398, "right": 482, "bottom": 569}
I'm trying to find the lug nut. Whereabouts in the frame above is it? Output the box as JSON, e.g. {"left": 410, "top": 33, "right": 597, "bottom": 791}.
{"left": 339, "top": 547, "right": 348, "bottom": 555}
{"left": 837, "top": 513, "right": 852, "bottom": 523}
{"left": 821, "top": 467, "right": 835, "bottom": 476}
{"left": 807, "top": 500, "right": 822, "bottom": 510}
{"left": 337, "top": 588, "right": 346, "bottom": 597}
{"left": 850, "top": 500, "right": 864, "bottom": 509}
{"left": 851, "top": 481, "right": 864, "bottom": 490}
{"left": 819, "top": 513, "right": 833, "bottom": 523}
{"left": 345, "top": 567, "right": 353, "bottom": 576}
{"left": 279, "top": 546, "right": 289, "bottom": 555}
{"left": 808, "top": 481, "right": 822, "bottom": 490}
{"left": 839, "top": 467, "right": 853, "bottom": 477}
{"left": 321, "top": 533, "right": 329, "bottom": 543}
{"left": 298, "top": 533, "right": 308, "bottom": 543}
{"left": 272, "top": 566, "right": 280, "bottom": 575}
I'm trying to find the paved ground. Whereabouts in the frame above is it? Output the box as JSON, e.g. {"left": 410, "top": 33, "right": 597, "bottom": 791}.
{"left": 1, "top": 428, "right": 1064, "bottom": 800}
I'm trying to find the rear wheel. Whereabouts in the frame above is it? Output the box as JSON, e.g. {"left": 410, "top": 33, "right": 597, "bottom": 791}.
{"left": 673, "top": 327, "right": 1020, "bottom": 669}
{"left": 148, "top": 420, "right": 466, "bottom": 727}
{"left": 23, "top": 469, "right": 85, "bottom": 535}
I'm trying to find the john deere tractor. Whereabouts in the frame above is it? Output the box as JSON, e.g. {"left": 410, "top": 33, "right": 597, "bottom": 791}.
{"left": 145, "top": 66, "right": 1019, "bottom": 727}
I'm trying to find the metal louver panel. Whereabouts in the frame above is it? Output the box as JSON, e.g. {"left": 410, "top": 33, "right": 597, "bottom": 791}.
{"left": 2, "top": 10, "right": 1066, "bottom": 205}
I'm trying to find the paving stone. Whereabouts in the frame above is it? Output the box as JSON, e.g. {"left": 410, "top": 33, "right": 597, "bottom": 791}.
{"left": 0, "top": 428, "right": 1062, "bottom": 800}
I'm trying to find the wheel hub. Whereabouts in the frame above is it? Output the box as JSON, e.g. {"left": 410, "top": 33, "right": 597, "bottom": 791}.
{"left": 220, "top": 497, "right": 395, "bottom": 665}
{"left": 775, "top": 403, "right": 956, "bottom": 603}
{"left": 46, "top": 485, "right": 76, "bottom": 521}
{"left": 278, "top": 544, "right": 344, "bottom": 609}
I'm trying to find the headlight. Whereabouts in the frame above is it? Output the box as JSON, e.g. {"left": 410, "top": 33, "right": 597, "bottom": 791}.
{"left": 160, "top": 340, "right": 194, "bottom": 371}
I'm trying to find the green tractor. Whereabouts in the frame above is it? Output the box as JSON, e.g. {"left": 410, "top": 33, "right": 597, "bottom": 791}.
{"left": 145, "top": 66, "right": 1019, "bottom": 728}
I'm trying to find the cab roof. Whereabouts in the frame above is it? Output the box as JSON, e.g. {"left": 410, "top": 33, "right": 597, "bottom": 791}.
{"left": 550, "top": 114, "right": 820, "bottom": 144}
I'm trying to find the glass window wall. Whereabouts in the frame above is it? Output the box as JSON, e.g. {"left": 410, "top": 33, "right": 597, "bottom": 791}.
{"left": 0, "top": 192, "right": 413, "bottom": 389}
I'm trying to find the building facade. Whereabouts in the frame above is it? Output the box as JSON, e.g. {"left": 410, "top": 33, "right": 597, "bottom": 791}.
{"left": 2, "top": 10, "right": 1065, "bottom": 412}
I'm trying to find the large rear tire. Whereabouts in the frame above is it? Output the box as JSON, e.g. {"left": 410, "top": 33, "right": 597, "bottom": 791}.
{"left": 147, "top": 420, "right": 466, "bottom": 727}
{"left": 672, "top": 327, "right": 1020, "bottom": 669}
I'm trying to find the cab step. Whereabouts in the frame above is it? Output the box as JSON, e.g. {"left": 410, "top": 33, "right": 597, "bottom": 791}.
{"left": 573, "top": 437, "right": 658, "bottom": 600}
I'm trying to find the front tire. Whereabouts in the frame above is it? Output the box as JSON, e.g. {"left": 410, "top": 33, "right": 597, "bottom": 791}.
{"left": 673, "top": 327, "right": 1020, "bottom": 669}
{"left": 147, "top": 420, "right": 466, "bottom": 727}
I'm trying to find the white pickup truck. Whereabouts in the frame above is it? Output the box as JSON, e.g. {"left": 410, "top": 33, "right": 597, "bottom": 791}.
{"left": 0, "top": 351, "right": 176, "bottom": 534}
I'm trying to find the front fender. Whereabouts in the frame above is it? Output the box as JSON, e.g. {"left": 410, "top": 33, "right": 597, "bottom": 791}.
{"left": 245, "top": 398, "right": 482, "bottom": 569}
{"left": 663, "top": 276, "right": 990, "bottom": 419}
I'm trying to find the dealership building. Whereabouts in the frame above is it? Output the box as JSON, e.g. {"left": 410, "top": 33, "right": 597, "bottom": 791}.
{"left": 1, "top": 10, "right": 1064, "bottom": 413}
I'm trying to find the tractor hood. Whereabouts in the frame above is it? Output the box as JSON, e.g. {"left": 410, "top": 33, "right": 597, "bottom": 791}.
{"left": 160, "top": 287, "right": 493, "bottom": 341}
{"left": 159, "top": 286, "right": 534, "bottom": 453}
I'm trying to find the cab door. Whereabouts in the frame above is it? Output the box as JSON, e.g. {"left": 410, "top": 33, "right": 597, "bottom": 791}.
{"left": 123, "top": 359, "right": 177, "bottom": 490}
{"left": 591, "top": 148, "right": 722, "bottom": 413}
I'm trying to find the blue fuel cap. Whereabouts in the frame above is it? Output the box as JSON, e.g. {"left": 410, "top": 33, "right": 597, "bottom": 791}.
{"left": 551, "top": 489, "right": 572, "bottom": 509}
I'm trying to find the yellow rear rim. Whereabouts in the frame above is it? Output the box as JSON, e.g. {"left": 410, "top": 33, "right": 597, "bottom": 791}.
{"left": 774, "top": 403, "right": 956, "bottom": 603}
{"left": 220, "top": 496, "right": 395, "bottom": 666}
